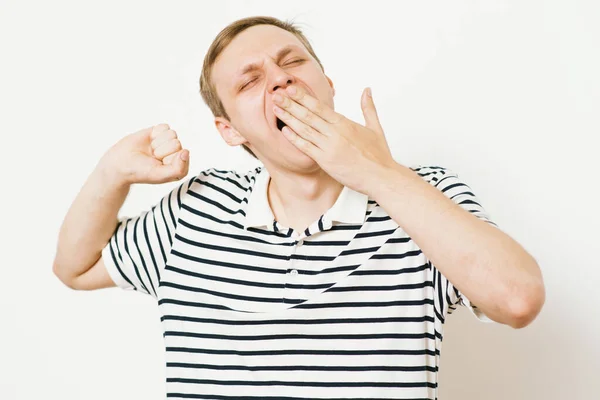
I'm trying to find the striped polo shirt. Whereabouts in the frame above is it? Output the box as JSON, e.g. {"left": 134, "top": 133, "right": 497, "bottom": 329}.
{"left": 102, "top": 164, "right": 499, "bottom": 400}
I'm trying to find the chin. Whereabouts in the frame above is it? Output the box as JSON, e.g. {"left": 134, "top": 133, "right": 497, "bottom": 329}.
{"left": 264, "top": 126, "right": 321, "bottom": 171}
{"left": 285, "top": 149, "right": 321, "bottom": 171}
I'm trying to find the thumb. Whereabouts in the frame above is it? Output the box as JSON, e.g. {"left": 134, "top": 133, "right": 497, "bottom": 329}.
{"left": 361, "top": 87, "right": 383, "bottom": 134}
{"left": 154, "top": 149, "right": 190, "bottom": 182}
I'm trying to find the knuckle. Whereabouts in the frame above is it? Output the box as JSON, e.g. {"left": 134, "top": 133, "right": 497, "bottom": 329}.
{"left": 151, "top": 124, "right": 169, "bottom": 139}
{"left": 158, "top": 130, "right": 175, "bottom": 142}
{"left": 151, "top": 126, "right": 166, "bottom": 141}
{"left": 314, "top": 103, "right": 324, "bottom": 115}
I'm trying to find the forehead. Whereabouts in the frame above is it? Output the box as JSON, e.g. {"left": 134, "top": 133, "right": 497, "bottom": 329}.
{"left": 212, "top": 25, "right": 309, "bottom": 85}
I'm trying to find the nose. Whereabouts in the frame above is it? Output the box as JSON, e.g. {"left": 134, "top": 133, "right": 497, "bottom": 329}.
{"left": 268, "top": 65, "right": 295, "bottom": 94}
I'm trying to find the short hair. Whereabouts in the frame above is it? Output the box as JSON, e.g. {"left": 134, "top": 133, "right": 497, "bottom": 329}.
{"left": 199, "top": 16, "right": 324, "bottom": 160}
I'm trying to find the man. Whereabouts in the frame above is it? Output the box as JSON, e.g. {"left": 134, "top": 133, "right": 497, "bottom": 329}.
{"left": 53, "top": 15, "right": 545, "bottom": 400}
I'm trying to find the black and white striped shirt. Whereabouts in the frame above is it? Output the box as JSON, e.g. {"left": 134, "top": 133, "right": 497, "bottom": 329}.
{"left": 102, "top": 164, "right": 499, "bottom": 399}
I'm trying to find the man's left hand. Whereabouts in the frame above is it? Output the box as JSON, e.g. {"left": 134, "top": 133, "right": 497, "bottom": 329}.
{"left": 273, "top": 85, "right": 398, "bottom": 196}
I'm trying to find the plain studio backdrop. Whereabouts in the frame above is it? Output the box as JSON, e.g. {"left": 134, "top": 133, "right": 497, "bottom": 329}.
{"left": 0, "top": 0, "right": 598, "bottom": 399}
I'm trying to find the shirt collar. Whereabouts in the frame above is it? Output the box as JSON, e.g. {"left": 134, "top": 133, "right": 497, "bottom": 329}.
{"left": 244, "top": 166, "right": 369, "bottom": 230}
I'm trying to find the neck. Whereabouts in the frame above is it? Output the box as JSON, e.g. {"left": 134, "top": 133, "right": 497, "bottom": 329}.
{"left": 265, "top": 165, "right": 343, "bottom": 233}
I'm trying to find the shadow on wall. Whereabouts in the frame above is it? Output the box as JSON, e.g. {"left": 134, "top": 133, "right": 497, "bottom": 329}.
{"left": 437, "top": 301, "right": 592, "bottom": 399}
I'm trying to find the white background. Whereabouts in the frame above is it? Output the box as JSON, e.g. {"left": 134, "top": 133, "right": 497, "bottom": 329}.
{"left": 1, "top": 0, "right": 598, "bottom": 399}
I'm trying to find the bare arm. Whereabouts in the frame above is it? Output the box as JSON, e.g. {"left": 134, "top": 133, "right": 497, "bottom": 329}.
{"left": 52, "top": 162, "right": 130, "bottom": 290}
{"left": 369, "top": 163, "right": 545, "bottom": 329}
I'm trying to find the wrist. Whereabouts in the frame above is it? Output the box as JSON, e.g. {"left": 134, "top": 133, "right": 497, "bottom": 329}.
{"left": 94, "top": 155, "right": 131, "bottom": 190}
{"left": 368, "top": 162, "right": 415, "bottom": 202}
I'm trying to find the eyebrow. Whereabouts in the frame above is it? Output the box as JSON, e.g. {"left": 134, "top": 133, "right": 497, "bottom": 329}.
{"left": 236, "top": 45, "right": 297, "bottom": 78}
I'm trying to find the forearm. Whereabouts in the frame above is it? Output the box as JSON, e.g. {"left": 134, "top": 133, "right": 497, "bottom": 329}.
{"left": 369, "top": 163, "right": 545, "bottom": 328}
{"left": 53, "top": 159, "right": 130, "bottom": 282}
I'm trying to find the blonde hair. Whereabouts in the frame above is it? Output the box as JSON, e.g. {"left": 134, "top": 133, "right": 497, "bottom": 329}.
{"left": 199, "top": 16, "right": 324, "bottom": 159}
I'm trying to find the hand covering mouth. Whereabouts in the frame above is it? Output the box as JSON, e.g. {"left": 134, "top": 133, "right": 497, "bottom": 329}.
{"left": 276, "top": 117, "right": 287, "bottom": 131}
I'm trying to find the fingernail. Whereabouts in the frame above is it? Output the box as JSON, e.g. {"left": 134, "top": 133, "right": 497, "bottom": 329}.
{"left": 367, "top": 87, "right": 372, "bottom": 97}
{"left": 180, "top": 150, "right": 188, "bottom": 161}
{"left": 273, "top": 93, "right": 283, "bottom": 104}
{"left": 286, "top": 86, "right": 296, "bottom": 95}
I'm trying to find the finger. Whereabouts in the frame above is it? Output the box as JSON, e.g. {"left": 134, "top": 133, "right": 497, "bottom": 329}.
{"left": 274, "top": 105, "right": 324, "bottom": 148}
{"left": 274, "top": 92, "right": 329, "bottom": 134}
{"left": 281, "top": 126, "right": 320, "bottom": 159}
{"left": 284, "top": 85, "right": 341, "bottom": 124}
{"left": 153, "top": 149, "right": 189, "bottom": 182}
{"left": 361, "top": 87, "right": 383, "bottom": 134}
{"left": 153, "top": 139, "right": 182, "bottom": 160}
{"left": 151, "top": 129, "right": 177, "bottom": 149}
{"left": 134, "top": 126, "right": 155, "bottom": 138}
{"left": 162, "top": 151, "right": 178, "bottom": 165}
{"left": 150, "top": 123, "right": 170, "bottom": 140}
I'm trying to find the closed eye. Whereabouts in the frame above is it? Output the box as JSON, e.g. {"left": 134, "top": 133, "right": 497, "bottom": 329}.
{"left": 239, "top": 58, "right": 305, "bottom": 91}
{"left": 284, "top": 59, "right": 304, "bottom": 66}
{"left": 239, "top": 78, "right": 258, "bottom": 91}
{"left": 238, "top": 60, "right": 303, "bottom": 91}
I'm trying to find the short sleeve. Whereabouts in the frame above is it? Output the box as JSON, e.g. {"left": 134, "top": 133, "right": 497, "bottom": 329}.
{"left": 415, "top": 165, "right": 499, "bottom": 324}
{"left": 101, "top": 176, "right": 196, "bottom": 298}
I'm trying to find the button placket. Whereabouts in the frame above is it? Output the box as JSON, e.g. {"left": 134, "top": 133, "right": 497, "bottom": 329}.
{"left": 288, "top": 239, "right": 302, "bottom": 277}
{"left": 284, "top": 236, "right": 303, "bottom": 303}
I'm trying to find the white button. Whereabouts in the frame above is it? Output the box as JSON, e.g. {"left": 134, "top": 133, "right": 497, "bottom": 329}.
{"left": 290, "top": 269, "right": 298, "bottom": 275}
{"left": 297, "top": 240, "right": 304, "bottom": 246}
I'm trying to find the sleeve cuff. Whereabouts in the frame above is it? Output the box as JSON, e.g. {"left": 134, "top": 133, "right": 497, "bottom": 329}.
{"left": 101, "top": 240, "right": 135, "bottom": 291}
{"left": 461, "top": 293, "right": 496, "bottom": 323}
{"left": 469, "top": 306, "right": 495, "bottom": 323}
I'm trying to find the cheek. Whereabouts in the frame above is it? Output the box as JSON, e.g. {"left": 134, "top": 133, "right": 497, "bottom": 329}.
{"left": 234, "top": 96, "right": 265, "bottom": 121}
{"left": 231, "top": 97, "right": 272, "bottom": 138}
{"left": 303, "top": 70, "right": 332, "bottom": 95}
{"left": 311, "top": 79, "right": 335, "bottom": 108}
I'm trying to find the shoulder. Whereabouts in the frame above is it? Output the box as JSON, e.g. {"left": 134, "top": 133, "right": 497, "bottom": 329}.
{"left": 187, "top": 166, "right": 262, "bottom": 195}
{"left": 407, "top": 164, "right": 459, "bottom": 187}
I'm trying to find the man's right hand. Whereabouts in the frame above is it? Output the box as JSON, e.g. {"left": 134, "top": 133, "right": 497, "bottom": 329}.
{"left": 100, "top": 123, "right": 190, "bottom": 186}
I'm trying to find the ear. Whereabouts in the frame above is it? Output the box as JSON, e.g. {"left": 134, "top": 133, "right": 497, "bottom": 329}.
{"left": 326, "top": 75, "right": 335, "bottom": 97}
{"left": 215, "top": 117, "right": 248, "bottom": 147}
